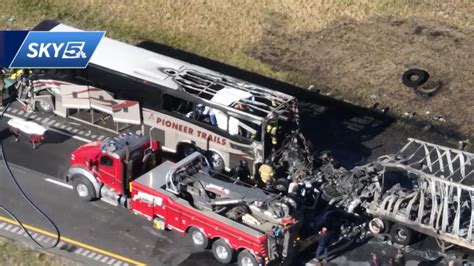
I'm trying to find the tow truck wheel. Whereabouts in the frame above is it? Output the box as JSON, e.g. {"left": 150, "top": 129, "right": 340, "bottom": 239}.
{"left": 188, "top": 227, "right": 209, "bottom": 249}
{"left": 35, "top": 90, "right": 54, "bottom": 113}
{"left": 390, "top": 224, "right": 413, "bottom": 245}
{"left": 237, "top": 250, "right": 258, "bottom": 266}
{"left": 72, "top": 177, "right": 96, "bottom": 201}
{"left": 212, "top": 239, "right": 234, "bottom": 264}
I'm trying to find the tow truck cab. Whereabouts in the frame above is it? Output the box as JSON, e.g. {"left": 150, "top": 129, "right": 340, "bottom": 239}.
{"left": 67, "top": 131, "right": 159, "bottom": 205}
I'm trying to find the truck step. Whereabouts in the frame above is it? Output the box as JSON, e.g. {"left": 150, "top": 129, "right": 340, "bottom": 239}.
{"left": 100, "top": 196, "right": 119, "bottom": 207}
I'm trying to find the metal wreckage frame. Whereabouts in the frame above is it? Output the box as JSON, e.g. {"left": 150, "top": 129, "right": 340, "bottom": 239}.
{"left": 6, "top": 66, "right": 474, "bottom": 255}
{"left": 316, "top": 138, "right": 474, "bottom": 252}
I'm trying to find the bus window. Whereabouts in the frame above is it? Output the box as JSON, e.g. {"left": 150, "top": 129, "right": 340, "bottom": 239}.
{"left": 162, "top": 94, "right": 194, "bottom": 117}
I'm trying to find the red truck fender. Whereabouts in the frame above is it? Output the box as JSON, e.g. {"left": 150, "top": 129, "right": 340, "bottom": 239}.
{"left": 67, "top": 166, "right": 102, "bottom": 198}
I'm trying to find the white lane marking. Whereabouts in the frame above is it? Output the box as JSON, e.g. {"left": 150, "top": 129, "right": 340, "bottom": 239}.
{"left": 97, "top": 136, "right": 105, "bottom": 140}
{"left": 11, "top": 109, "right": 18, "bottom": 114}
{"left": 10, "top": 226, "right": 19, "bottom": 233}
{"left": 36, "top": 235, "right": 44, "bottom": 242}
{"left": 87, "top": 252, "right": 97, "bottom": 258}
{"left": 44, "top": 178, "right": 73, "bottom": 189}
{"left": 107, "top": 258, "right": 116, "bottom": 265}
{"left": 94, "top": 254, "right": 103, "bottom": 261}
{"left": 4, "top": 224, "right": 12, "bottom": 231}
{"left": 74, "top": 247, "right": 84, "bottom": 254}
{"left": 3, "top": 113, "right": 91, "bottom": 143}
{"left": 47, "top": 127, "right": 91, "bottom": 143}
{"left": 101, "top": 256, "right": 110, "bottom": 263}
{"left": 81, "top": 249, "right": 90, "bottom": 256}
{"left": 114, "top": 261, "right": 122, "bottom": 266}
{"left": 0, "top": 222, "right": 6, "bottom": 229}
{"left": 17, "top": 229, "right": 24, "bottom": 235}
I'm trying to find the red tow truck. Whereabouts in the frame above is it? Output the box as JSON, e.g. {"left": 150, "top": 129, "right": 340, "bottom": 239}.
{"left": 67, "top": 132, "right": 310, "bottom": 266}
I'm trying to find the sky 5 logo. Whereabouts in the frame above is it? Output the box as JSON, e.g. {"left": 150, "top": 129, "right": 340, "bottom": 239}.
{"left": 10, "top": 31, "right": 105, "bottom": 68}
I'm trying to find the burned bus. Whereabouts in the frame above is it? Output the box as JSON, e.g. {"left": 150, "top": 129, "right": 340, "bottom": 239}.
{"left": 14, "top": 20, "right": 309, "bottom": 188}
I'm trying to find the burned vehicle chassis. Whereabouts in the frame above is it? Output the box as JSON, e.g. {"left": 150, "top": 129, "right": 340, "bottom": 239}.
{"left": 320, "top": 138, "right": 474, "bottom": 251}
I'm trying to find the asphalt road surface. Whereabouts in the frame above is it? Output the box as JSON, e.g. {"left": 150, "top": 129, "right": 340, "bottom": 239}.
{"left": 0, "top": 94, "right": 467, "bottom": 266}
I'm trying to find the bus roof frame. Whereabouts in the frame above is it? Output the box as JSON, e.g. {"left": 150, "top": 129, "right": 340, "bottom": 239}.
{"left": 41, "top": 21, "right": 298, "bottom": 125}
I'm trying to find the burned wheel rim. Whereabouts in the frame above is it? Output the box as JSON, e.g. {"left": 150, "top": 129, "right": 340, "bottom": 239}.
{"left": 369, "top": 218, "right": 384, "bottom": 234}
{"left": 191, "top": 230, "right": 204, "bottom": 245}
{"left": 396, "top": 228, "right": 407, "bottom": 241}
{"left": 210, "top": 152, "right": 225, "bottom": 172}
{"left": 216, "top": 246, "right": 229, "bottom": 260}
{"left": 76, "top": 183, "right": 89, "bottom": 198}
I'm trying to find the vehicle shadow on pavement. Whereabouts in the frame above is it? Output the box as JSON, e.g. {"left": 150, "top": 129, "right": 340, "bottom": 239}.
{"left": 42, "top": 130, "right": 72, "bottom": 144}
{"left": 0, "top": 128, "right": 12, "bottom": 142}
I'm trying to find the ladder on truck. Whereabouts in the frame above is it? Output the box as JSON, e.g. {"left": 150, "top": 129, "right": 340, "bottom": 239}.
{"left": 366, "top": 138, "right": 474, "bottom": 250}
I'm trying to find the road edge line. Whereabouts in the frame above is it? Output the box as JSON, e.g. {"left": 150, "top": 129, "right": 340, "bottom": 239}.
{"left": 0, "top": 215, "right": 146, "bottom": 266}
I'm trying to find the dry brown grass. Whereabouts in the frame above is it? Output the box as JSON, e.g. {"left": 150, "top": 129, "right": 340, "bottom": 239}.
{"left": 1, "top": 0, "right": 473, "bottom": 136}
{"left": 5, "top": 0, "right": 474, "bottom": 77}
{"left": 0, "top": 236, "right": 79, "bottom": 265}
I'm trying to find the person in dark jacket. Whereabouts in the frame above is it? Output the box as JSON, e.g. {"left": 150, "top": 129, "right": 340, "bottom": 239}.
{"left": 314, "top": 227, "right": 331, "bottom": 263}
{"left": 390, "top": 249, "right": 405, "bottom": 266}
{"left": 370, "top": 253, "right": 382, "bottom": 266}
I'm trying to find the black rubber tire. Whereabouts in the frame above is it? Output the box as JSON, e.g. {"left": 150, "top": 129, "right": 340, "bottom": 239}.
{"left": 176, "top": 142, "right": 198, "bottom": 160}
{"left": 237, "top": 250, "right": 258, "bottom": 266}
{"left": 35, "top": 90, "right": 54, "bottom": 113}
{"left": 72, "top": 176, "right": 96, "bottom": 202}
{"left": 204, "top": 150, "right": 225, "bottom": 173}
{"left": 188, "top": 227, "right": 209, "bottom": 249}
{"left": 273, "top": 178, "right": 290, "bottom": 193}
{"left": 402, "top": 69, "right": 430, "bottom": 88}
{"left": 390, "top": 224, "right": 414, "bottom": 245}
{"left": 212, "top": 239, "right": 234, "bottom": 264}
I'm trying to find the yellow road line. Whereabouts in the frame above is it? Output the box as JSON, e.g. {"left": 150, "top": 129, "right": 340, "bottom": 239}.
{"left": 0, "top": 215, "right": 147, "bottom": 266}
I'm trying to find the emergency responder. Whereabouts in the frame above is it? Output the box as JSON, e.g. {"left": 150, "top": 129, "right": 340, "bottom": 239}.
{"left": 313, "top": 227, "right": 332, "bottom": 263}
{"left": 1, "top": 68, "right": 27, "bottom": 105}
{"left": 266, "top": 114, "right": 279, "bottom": 151}
{"left": 258, "top": 163, "right": 274, "bottom": 189}
{"left": 232, "top": 160, "right": 251, "bottom": 184}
